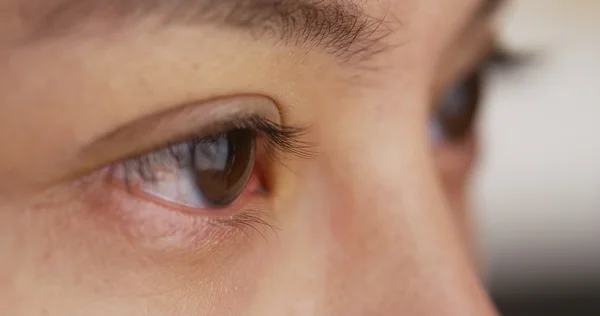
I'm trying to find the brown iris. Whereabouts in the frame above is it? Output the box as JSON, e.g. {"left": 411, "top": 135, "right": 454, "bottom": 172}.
{"left": 193, "top": 129, "right": 257, "bottom": 208}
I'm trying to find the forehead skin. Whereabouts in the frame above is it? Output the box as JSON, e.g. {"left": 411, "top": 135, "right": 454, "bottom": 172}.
{"left": 0, "top": 0, "right": 497, "bottom": 315}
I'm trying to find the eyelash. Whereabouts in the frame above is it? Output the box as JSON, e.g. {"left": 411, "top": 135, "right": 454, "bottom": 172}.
{"left": 430, "top": 46, "right": 523, "bottom": 142}
{"left": 477, "top": 46, "right": 526, "bottom": 78}
{"left": 119, "top": 116, "right": 313, "bottom": 185}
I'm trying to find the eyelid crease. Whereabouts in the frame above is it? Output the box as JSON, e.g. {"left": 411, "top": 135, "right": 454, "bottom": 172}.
{"left": 73, "top": 95, "right": 280, "bottom": 173}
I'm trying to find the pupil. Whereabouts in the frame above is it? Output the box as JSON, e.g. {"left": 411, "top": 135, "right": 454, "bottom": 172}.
{"left": 193, "top": 129, "right": 256, "bottom": 208}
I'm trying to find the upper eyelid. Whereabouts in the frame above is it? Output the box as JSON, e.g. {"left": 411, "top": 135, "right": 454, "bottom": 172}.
{"left": 89, "top": 97, "right": 280, "bottom": 148}
{"left": 72, "top": 96, "right": 282, "bottom": 175}
{"left": 446, "top": 35, "right": 497, "bottom": 81}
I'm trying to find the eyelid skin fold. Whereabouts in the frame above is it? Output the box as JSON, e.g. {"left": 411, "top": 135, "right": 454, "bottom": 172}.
{"left": 74, "top": 95, "right": 284, "bottom": 176}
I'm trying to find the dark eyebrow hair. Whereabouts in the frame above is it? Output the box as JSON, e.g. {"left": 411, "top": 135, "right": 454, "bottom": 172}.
{"left": 22, "top": 0, "right": 395, "bottom": 64}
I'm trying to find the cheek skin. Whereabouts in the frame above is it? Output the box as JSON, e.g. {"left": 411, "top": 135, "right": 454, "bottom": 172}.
{"left": 0, "top": 176, "right": 272, "bottom": 316}
{"left": 434, "top": 133, "right": 480, "bottom": 266}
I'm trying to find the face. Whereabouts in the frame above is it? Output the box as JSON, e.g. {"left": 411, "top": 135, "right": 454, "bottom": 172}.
{"left": 0, "top": 0, "right": 503, "bottom": 314}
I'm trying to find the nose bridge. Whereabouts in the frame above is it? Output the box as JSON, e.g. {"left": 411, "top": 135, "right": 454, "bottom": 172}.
{"left": 308, "top": 158, "right": 497, "bottom": 315}
{"left": 248, "top": 112, "right": 497, "bottom": 315}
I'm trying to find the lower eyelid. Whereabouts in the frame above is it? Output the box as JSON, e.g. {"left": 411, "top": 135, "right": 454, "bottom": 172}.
{"left": 72, "top": 168, "right": 273, "bottom": 250}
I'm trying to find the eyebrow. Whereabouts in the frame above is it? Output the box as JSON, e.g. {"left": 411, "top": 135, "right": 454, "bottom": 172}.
{"left": 23, "top": 0, "right": 394, "bottom": 63}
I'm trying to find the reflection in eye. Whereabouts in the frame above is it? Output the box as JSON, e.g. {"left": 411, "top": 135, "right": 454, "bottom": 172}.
{"left": 192, "top": 130, "right": 256, "bottom": 207}
{"left": 108, "top": 116, "right": 312, "bottom": 211}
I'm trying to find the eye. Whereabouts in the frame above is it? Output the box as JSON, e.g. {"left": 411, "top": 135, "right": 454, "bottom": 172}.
{"left": 430, "top": 69, "right": 483, "bottom": 143}
{"left": 107, "top": 116, "right": 311, "bottom": 212}
{"left": 110, "top": 129, "right": 259, "bottom": 211}
{"left": 430, "top": 46, "right": 524, "bottom": 144}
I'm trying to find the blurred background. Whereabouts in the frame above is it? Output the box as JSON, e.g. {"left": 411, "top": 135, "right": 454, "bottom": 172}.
{"left": 475, "top": 0, "right": 600, "bottom": 315}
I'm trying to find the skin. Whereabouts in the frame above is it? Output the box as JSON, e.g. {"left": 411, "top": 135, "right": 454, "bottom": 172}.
{"left": 0, "top": 0, "right": 501, "bottom": 315}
